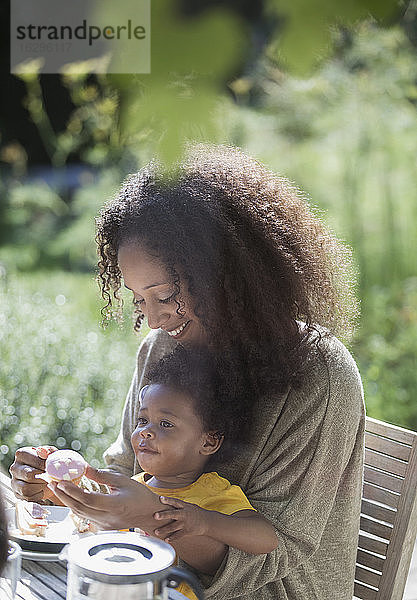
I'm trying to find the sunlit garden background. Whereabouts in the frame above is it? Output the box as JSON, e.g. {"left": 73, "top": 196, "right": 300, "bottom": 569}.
{"left": 1, "top": 1, "right": 417, "bottom": 470}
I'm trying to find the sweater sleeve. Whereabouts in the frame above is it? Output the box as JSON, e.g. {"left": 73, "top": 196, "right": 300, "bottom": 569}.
{"left": 103, "top": 329, "right": 175, "bottom": 475}
{"left": 203, "top": 339, "right": 365, "bottom": 599}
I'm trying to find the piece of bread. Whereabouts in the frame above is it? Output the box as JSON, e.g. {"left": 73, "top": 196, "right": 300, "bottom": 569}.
{"left": 35, "top": 449, "right": 87, "bottom": 484}
{"left": 69, "top": 475, "right": 109, "bottom": 533}
{"left": 15, "top": 500, "right": 50, "bottom": 536}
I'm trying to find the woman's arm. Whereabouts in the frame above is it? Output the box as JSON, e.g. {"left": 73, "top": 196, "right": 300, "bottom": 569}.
{"left": 154, "top": 498, "right": 278, "bottom": 555}
{"left": 200, "top": 338, "right": 365, "bottom": 600}
{"left": 48, "top": 468, "right": 165, "bottom": 532}
{"left": 49, "top": 467, "right": 228, "bottom": 574}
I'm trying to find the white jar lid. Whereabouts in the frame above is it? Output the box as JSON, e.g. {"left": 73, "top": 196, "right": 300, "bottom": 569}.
{"left": 66, "top": 532, "right": 176, "bottom": 584}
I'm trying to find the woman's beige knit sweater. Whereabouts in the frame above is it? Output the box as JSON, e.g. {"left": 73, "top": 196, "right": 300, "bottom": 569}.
{"left": 104, "top": 328, "right": 365, "bottom": 600}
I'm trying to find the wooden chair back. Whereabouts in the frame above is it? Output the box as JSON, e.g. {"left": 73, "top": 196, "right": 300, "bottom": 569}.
{"left": 354, "top": 416, "right": 417, "bottom": 600}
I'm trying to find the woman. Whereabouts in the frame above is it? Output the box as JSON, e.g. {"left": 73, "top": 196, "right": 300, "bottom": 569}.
{"left": 10, "top": 145, "right": 364, "bottom": 599}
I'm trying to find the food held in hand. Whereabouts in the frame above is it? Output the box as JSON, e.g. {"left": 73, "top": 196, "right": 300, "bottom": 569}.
{"left": 70, "top": 512, "right": 97, "bottom": 534}
{"left": 15, "top": 500, "right": 50, "bottom": 536}
{"left": 33, "top": 447, "right": 108, "bottom": 533}
{"left": 36, "top": 449, "right": 87, "bottom": 484}
{"left": 35, "top": 445, "right": 56, "bottom": 459}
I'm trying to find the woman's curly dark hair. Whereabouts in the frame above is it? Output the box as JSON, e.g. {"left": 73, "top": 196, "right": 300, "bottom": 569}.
{"left": 96, "top": 144, "right": 358, "bottom": 398}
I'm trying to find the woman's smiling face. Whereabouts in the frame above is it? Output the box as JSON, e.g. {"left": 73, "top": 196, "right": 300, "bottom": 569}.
{"left": 118, "top": 242, "right": 208, "bottom": 346}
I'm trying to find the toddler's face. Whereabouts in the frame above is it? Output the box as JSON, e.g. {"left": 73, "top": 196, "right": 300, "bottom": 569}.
{"left": 131, "top": 384, "right": 210, "bottom": 479}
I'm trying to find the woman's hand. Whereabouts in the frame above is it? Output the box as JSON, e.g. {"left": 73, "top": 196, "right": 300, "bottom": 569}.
{"left": 154, "top": 497, "right": 209, "bottom": 542}
{"left": 48, "top": 465, "right": 163, "bottom": 532}
{"left": 50, "top": 468, "right": 227, "bottom": 574}
{"left": 9, "top": 446, "right": 57, "bottom": 503}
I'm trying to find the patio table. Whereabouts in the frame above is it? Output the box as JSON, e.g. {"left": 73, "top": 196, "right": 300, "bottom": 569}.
{"left": 0, "top": 470, "right": 189, "bottom": 600}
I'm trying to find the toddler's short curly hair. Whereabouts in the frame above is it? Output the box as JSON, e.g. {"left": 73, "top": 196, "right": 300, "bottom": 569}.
{"left": 146, "top": 345, "right": 241, "bottom": 447}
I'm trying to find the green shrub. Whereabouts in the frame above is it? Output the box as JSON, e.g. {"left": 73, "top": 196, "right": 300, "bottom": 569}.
{"left": 352, "top": 278, "right": 417, "bottom": 430}
{"left": 0, "top": 170, "right": 123, "bottom": 272}
{"left": 225, "top": 24, "right": 417, "bottom": 293}
{"left": 0, "top": 271, "right": 144, "bottom": 471}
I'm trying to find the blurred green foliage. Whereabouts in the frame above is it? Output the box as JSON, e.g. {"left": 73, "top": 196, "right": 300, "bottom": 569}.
{"left": 353, "top": 278, "right": 417, "bottom": 429}
{"left": 0, "top": 171, "right": 122, "bottom": 271}
{"left": 8, "top": 0, "right": 402, "bottom": 163}
{"left": 226, "top": 24, "right": 417, "bottom": 293}
{"left": 12, "top": 68, "right": 131, "bottom": 169}
{"left": 114, "top": 0, "right": 402, "bottom": 160}
{"left": 0, "top": 272, "right": 144, "bottom": 470}
{"left": 265, "top": 0, "right": 401, "bottom": 73}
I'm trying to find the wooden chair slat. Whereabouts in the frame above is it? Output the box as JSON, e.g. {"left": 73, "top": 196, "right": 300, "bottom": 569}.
{"left": 365, "top": 449, "right": 407, "bottom": 477}
{"left": 365, "top": 417, "right": 415, "bottom": 446}
{"left": 355, "top": 566, "right": 381, "bottom": 589}
{"left": 363, "top": 466, "right": 403, "bottom": 494}
{"left": 362, "top": 482, "right": 399, "bottom": 510}
{"left": 355, "top": 417, "right": 417, "bottom": 600}
{"left": 365, "top": 431, "right": 411, "bottom": 462}
{"left": 358, "top": 534, "right": 388, "bottom": 557}
{"left": 356, "top": 549, "right": 385, "bottom": 573}
{"left": 376, "top": 434, "right": 417, "bottom": 599}
{"left": 360, "top": 515, "right": 393, "bottom": 542}
{"left": 354, "top": 581, "right": 378, "bottom": 600}
{"left": 361, "top": 499, "right": 396, "bottom": 526}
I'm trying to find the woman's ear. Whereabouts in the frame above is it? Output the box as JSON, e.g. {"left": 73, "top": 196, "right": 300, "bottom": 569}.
{"left": 200, "top": 431, "right": 224, "bottom": 456}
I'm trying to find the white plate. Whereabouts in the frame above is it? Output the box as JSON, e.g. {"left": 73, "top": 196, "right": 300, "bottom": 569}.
{"left": 6, "top": 506, "right": 90, "bottom": 555}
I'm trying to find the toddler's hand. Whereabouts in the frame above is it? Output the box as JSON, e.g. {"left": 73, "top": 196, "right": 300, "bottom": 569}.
{"left": 153, "top": 496, "right": 209, "bottom": 542}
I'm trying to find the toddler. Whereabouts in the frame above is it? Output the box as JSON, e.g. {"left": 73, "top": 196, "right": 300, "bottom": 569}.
{"left": 131, "top": 346, "right": 278, "bottom": 600}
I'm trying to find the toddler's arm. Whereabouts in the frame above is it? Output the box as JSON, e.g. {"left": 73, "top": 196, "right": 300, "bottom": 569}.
{"left": 155, "top": 496, "right": 278, "bottom": 555}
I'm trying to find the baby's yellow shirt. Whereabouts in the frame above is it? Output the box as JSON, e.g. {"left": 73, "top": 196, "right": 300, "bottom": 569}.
{"left": 132, "top": 471, "right": 256, "bottom": 600}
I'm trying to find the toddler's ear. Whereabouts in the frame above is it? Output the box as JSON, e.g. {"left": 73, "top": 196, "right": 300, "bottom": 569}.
{"left": 200, "top": 432, "right": 224, "bottom": 455}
